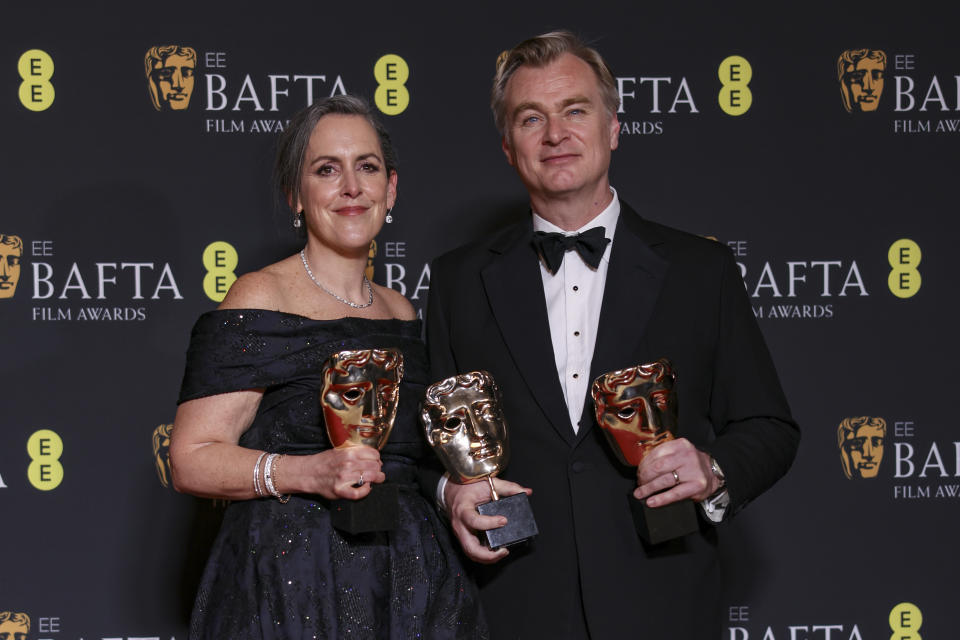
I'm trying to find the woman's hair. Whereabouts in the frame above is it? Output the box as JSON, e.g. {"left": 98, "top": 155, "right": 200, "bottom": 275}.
{"left": 273, "top": 95, "right": 398, "bottom": 217}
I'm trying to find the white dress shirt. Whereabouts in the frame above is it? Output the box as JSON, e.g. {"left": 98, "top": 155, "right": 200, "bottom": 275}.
{"left": 532, "top": 189, "right": 620, "bottom": 433}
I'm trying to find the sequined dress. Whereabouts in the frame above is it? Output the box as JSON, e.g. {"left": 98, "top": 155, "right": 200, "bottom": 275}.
{"left": 178, "top": 310, "right": 487, "bottom": 640}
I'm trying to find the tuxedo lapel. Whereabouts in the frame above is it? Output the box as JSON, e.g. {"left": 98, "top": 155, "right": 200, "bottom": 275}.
{"left": 577, "top": 203, "right": 670, "bottom": 442}
{"left": 481, "top": 223, "right": 578, "bottom": 446}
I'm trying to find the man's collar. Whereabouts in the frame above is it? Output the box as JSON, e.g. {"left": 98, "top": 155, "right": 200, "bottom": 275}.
{"left": 532, "top": 187, "right": 620, "bottom": 242}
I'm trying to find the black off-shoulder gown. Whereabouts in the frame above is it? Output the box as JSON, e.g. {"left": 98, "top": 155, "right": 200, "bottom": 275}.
{"left": 178, "top": 310, "right": 487, "bottom": 640}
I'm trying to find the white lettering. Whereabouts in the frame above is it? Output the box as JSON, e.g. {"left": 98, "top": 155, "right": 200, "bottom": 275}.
{"left": 206, "top": 74, "right": 228, "bottom": 111}
{"left": 895, "top": 442, "right": 915, "bottom": 478}
{"left": 895, "top": 75, "right": 915, "bottom": 111}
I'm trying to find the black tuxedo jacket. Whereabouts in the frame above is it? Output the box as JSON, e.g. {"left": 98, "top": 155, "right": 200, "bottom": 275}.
{"left": 426, "top": 202, "right": 799, "bottom": 639}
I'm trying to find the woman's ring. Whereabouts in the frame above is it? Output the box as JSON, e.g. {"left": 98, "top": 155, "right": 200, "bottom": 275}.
{"left": 672, "top": 470, "right": 680, "bottom": 485}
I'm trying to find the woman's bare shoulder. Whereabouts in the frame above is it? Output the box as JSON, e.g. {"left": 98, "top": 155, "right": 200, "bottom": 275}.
{"left": 374, "top": 284, "right": 417, "bottom": 321}
{"left": 218, "top": 257, "right": 298, "bottom": 311}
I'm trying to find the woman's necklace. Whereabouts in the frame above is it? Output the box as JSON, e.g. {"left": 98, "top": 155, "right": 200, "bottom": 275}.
{"left": 299, "top": 250, "right": 374, "bottom": 309}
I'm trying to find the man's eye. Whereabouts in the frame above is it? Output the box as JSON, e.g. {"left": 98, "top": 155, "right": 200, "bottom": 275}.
{"left": 521, "top": 115, "right": 541, "bottom": 126}
{"left": 342, "top": 388, "right": 363, "bottom": 401}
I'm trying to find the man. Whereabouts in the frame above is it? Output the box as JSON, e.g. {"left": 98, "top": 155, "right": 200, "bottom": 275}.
{"left": 0, "top": 234, "right": 22, "bottom": 299}
{"left": 427, "top": 31, "right": 799, "bottom": 639}
{"left": 837, "top": 416, "right": 886, "bottom": 479}
{"left": 144, "top": 45, "right": 197, "bottom": 111}
{"left": 838, "top": 49, "right": 886, "bottom": 113}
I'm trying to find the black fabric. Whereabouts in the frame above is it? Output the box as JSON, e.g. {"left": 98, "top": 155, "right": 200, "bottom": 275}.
{"left": 426, "top": 202, "right": 800, "bottom": 639}
{"left": 178, "top": 310, "right": 487, "bottom": 639}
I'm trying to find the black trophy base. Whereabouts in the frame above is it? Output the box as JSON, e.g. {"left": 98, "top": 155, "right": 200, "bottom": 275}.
{"left": 629, "top": 494, "right": 698, "bottom": 545}
{"left": 477, "top": 492, "right": 538, "bottom": 550}
{"left": 330, "top": 482, "right": 399, "bottom": 534}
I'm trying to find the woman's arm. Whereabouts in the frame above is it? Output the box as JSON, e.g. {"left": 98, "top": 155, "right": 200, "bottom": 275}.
{"left": 170, "top": 390, "right": 387, "bottom": 501}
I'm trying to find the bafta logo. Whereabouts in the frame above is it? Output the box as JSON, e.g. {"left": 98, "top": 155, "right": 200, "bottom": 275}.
{"left": 0, "top": 611, "right": 31, "bottom": 640}
{"left": 838, "top": 416, "right": 886, "bottom": 479}
{"left": 365, "top": 239, "right": 377, "bottom": 282}
{"left": 838, "top": 49, "right": 887, "bottom": 113}
{"left": 152, "top": 423, "right": 174, "bottom": 488}
{"left": 145, "top": 45, "right": 197, "bottom": 111}
{"left": 0, "top": 235, "right": 22, "bottom": 299}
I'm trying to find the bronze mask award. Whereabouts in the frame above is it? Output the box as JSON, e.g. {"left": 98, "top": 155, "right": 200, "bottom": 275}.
{"left": 321, "top": 348, "right": 403, "bottom": 534}
{"left": 592, "top": 358, "right": 698, "bottom": 544}
{"left": 421, "top": 371, "right": 538, "bottom": 549}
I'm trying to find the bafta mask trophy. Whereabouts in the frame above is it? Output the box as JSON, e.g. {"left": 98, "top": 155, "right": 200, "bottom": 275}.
{"left": 592, "top": 358, "right": 698, "bottom": 544}
{"left": 321, "top": 348, "right": 403, "bottom": 534}
{"left": 421, "top": 371, "right": 538, "bottom": 549}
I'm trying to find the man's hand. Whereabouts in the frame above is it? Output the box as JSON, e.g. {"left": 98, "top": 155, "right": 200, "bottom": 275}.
{"left": 634, "top": 438, "right": 719, "bottom": 506}
{"left": 444, "top": 478, "right": 532, "bottom": 564}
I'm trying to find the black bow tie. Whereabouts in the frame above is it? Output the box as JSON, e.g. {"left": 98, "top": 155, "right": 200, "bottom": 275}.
{"left": 532, "top": 227, "right": 610, "bottom": 273}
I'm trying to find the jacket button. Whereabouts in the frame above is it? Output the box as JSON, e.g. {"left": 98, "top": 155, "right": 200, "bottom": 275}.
{"left": 571, "top": 461, "right": 585, "bottom": 473}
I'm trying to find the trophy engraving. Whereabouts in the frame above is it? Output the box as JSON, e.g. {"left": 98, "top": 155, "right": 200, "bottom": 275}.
{"left": 422, "top": 371, "right": 537, "bottom": 549}
{"left": 592, "top": 358, "right": 698, "bottom": 544}
{"left": 321, "top": 348, "right": 403, "bottom": 533}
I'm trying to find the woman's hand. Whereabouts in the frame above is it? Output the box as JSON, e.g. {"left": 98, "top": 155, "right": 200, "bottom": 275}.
{"left": 288, "top": 446, "right": 387, "bottom": 500}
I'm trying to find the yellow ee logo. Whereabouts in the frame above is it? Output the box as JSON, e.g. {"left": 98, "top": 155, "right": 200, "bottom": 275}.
{"left": 374, "top": 54, "right": 409, "bottom": 116}
{"left": 889, "top": 602, "right": 922, "bottom": 640}
{"left": 27, "top": 429, "right": 64, "bottom": 490}
{"left": 718, "top": 55, "right": 752, "bottom": 116}
{"left": 203, "top": 241, "right": 238, "bottom": 302}
{"left": 18, "top": 49, "right": 55, "bottom": 111}
{"left": 888, "top": 239, "right": 921, "bottom": 298}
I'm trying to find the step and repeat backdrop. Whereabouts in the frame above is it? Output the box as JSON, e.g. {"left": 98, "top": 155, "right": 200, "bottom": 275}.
{"left": 2, "top": 3, "right": 956, "bottom": 639}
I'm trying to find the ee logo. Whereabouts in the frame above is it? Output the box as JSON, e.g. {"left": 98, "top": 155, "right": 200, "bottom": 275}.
{"left": 203, "top": 241, "right": 238, "bottom": 302}
{"left": 28, "top": 429, "right": 64, "bottom": 490}
{"left": 889, "top": 602, "right": 922, "bottom": 640}
{"left": 18, "top": 49, "right": 55, "bottom": 111}
{"left": 888, "top": 238, "right": 921, "bottom": 298}
{"left": 718, "top": 55, "right": 752, "bottom": 116}
{"left": 374, "top": 54, "right": 409, "bottom": 115}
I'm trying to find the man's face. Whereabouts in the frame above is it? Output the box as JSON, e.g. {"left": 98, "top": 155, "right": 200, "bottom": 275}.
{"left": 500, "top": 53, "right": 619, "bottom": 206}
{"left": 842, "top": 57, "right": 884, "bottom": 112}
{"left": 422, "top": 379, "right": 508, "bottom": 483}
{"left": 593, "top": 368, "right": 676, "bottom": 467}
{"left": 0, "top": 238, "right": 22, "bottom": 299}
{"left": 321, "top": 350, "right": 401, "bottom": 450}
{"left": 149, "top": 54, "right": 195, "bottom": 110}
{"left": 0, "top": 618, "right": 29, "bottom": 640}
{"left": 841, "top": 423, "right": 885, "bottom": 478}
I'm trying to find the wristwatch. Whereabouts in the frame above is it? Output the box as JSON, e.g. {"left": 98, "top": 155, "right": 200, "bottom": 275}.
{"left": 709, "top": 457, "right": 726, "bottom": 489}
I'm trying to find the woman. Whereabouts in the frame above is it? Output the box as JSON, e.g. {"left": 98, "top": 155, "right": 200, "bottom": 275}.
{"left": 170, "top": 95, "right": 487, "bottom": 639}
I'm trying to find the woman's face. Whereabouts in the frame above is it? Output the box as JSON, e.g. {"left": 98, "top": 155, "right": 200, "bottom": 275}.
{"left": 296, "top": 114, "right": 397, "bottom": 254}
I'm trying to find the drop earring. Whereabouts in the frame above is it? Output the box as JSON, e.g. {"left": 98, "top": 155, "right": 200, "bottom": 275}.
{"left": 385, "top": 208, "right": 393, "bottom": 224}
{"left": 293, "top": 211, "right": 303, "bottom": 228}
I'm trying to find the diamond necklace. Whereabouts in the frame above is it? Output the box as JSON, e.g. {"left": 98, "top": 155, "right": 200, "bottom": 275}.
{"left": 299, "top": 250, "right": 374, "bottom": 309}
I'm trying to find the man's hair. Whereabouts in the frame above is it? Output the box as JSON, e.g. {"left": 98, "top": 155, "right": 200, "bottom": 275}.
{"left": 273, "top": 95, "right": 398, "bottom": 227}
{"left": 323, "top": 348, "right": 403, "bottom": 380}
{"left": 0, "top": 611, "right": 31, "bottom": 631}
{"left": 424, "top": 370, "right": 496, "bottom": 405}
{"left": 1, "top": 234, "right": 23, "bottom": 251}
{"left": 144, "top": 45, "right": 197, "bottom": 77}
{"left": 491, "top": 30, "right": 620, "bottom": 136}
{"left": 837, "top": 49, "right": 887, "bottom": 80}
{"left": 837, "top": 416, "right": 887, "bottom": 449}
